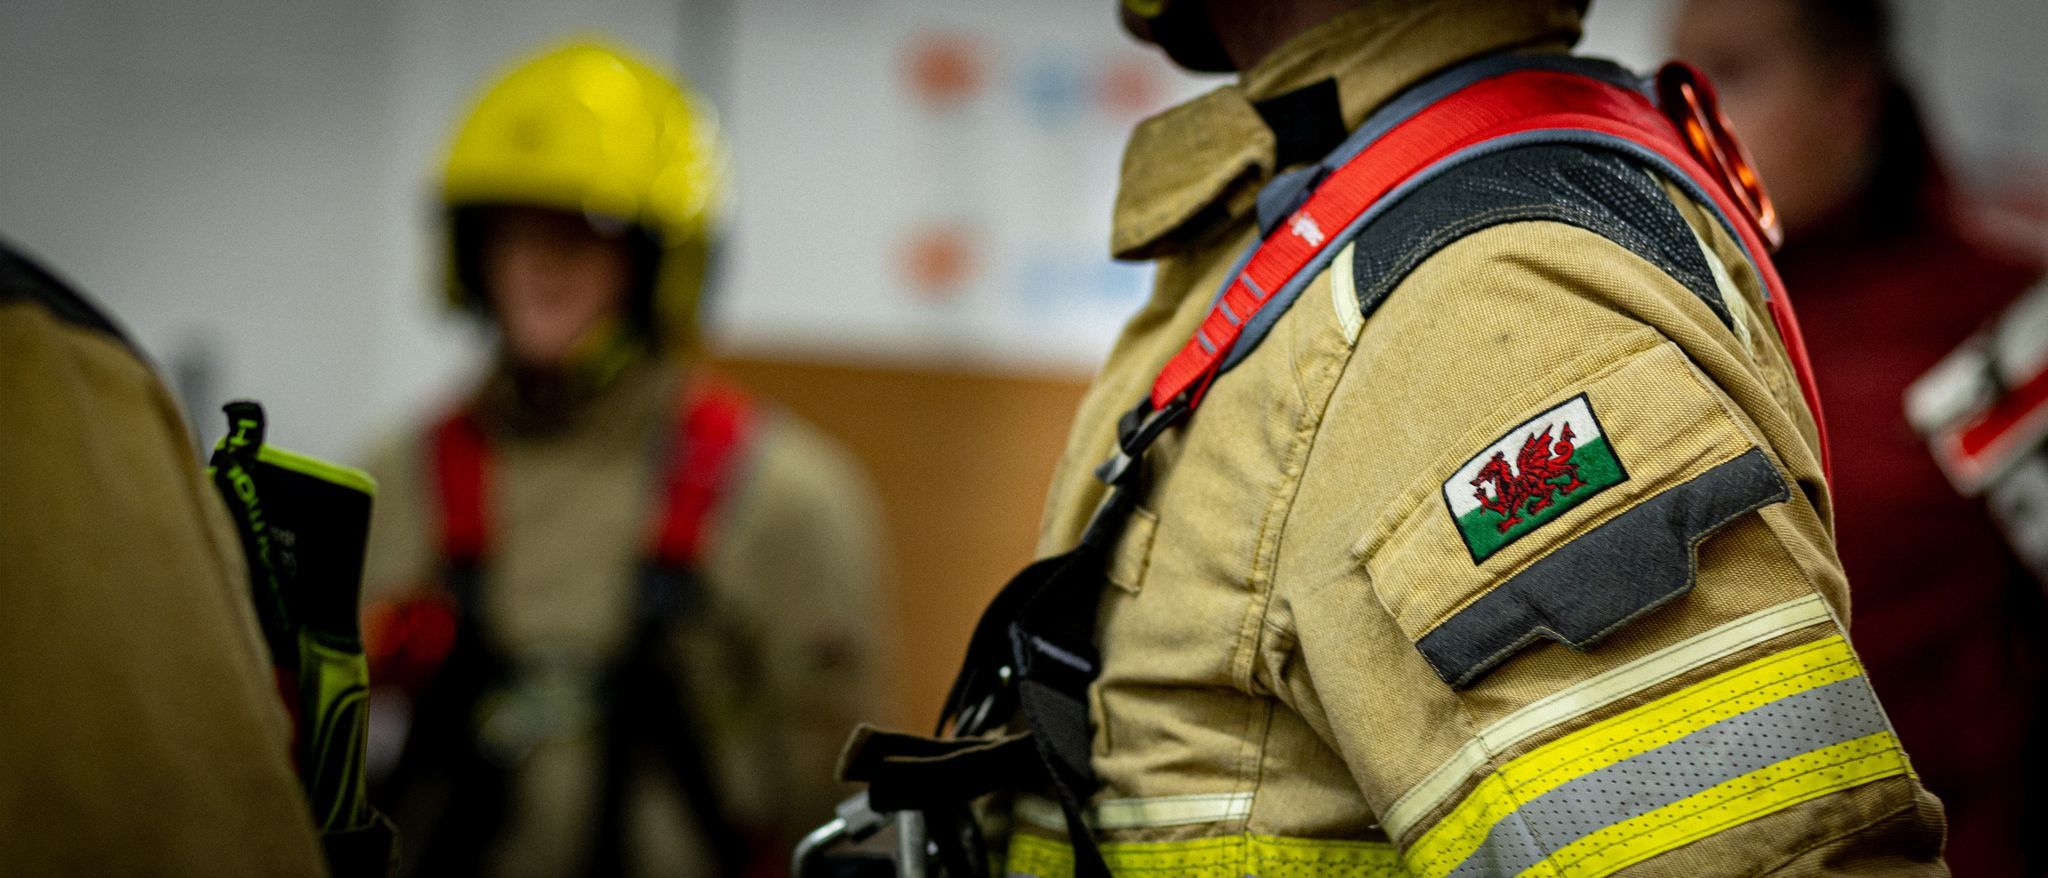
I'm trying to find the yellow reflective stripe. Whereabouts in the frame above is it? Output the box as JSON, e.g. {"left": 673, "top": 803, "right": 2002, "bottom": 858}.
{"left": 1383, "top": 595, "right": 1832, "bottom": 842}
{"left": 1406, "top": 636, "right": 1860, "bottom": 878}
{"left": 1005, "top": 832, "right": 1408, "bottom": 878}
{"left": 254, "top": 444, "right": 378, "bottom": 496}
{"left": 1517, "top": 732, "right": 1909, "bottom": 877}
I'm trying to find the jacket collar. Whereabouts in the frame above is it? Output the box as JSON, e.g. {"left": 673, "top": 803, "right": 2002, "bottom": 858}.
{"left": 1111, "top": 0, "right": 1585, "bottom": 260}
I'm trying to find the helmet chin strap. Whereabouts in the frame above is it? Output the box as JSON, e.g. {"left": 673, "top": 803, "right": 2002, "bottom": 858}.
{"left": 562, "top": 315, "right": 647, "bottom": 387}
{"left": 496, "top": 316, "right": 653, "bottom": 430}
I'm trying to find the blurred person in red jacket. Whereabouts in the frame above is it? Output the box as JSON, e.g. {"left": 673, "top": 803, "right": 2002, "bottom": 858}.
{"left": 1676, "top": 1, "right": 2046, "bottom": 873}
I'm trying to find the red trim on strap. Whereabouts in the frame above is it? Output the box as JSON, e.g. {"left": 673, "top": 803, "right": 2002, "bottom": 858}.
{"left": 648, "top": 380, "right": 757, "bottom": 570}
{"left": 1146, "top": 65, "right": 1830, "bottom": 480}
{"left": 431, "top": 407, "right": 491, "bottom": 563}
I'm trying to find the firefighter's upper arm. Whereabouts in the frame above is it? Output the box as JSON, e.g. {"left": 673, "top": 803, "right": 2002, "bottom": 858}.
{"left": 1274, "top": 221, "right": 1944, "bottom": 876}
{"left": 358, "top": 431, "right": 436, "bottom": 603}
{"left": 705, "top": 414, "right": 883, "bottom": 829}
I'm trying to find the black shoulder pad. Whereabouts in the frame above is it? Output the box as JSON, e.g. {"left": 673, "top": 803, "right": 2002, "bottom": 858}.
{"left": 0, "top": 240, "right": 133, "bottom": 348}
{"left": 1351, "top": 143, "right": 1730, "bottom": 330}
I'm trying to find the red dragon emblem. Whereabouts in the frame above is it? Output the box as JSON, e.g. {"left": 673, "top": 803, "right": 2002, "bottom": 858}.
{"left": 1471, "top": 423, "right": 1586, "bottom": 533}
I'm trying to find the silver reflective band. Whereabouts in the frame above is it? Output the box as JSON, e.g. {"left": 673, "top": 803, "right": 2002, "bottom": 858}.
{"left": 1016, "top": 791, "right": 1254, "bottom": 831}
{"left": 1382, "top": 594, "right": 1835, "bottom": 841}
{"left": 1447, "top": 674, "right": 1889, "bottom": 876}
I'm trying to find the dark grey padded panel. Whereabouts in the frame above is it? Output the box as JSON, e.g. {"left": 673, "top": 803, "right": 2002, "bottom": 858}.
{"left": 1416, "top": 448, "right": 1790, "bottom": 689}
{"left": 1350, "top": 142, "right": 1732, "bottom": 331}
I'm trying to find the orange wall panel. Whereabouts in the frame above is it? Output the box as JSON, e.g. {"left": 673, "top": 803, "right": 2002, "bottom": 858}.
{"left": 710, "top": 354, "right": 1091, "bottom": 731}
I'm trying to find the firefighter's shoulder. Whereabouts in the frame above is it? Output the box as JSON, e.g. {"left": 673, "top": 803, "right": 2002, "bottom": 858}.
{"left": 1268, "top": 196, "right": 1944, "bottom": 874}
{"left": 1324, "top": 211, "right": 1805, "bottom": 690}
{"left": 1308, "top": 139, "right": 1818, "bottom": 656}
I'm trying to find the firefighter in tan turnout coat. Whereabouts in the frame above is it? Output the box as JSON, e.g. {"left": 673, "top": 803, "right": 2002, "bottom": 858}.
{"left": 832, "top": 1, "right": 1954, "bottom": 876}
{"left": 362, "top": 41, "right": 883, "bottom": 877}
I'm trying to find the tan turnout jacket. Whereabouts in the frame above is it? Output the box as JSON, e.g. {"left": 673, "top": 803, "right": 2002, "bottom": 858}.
{"left": 1004, "top": 3, "right": 1948, "bottom": 875}
{"left": 363, "top": 357, "right": 882, "bottom": 876}
{"left": 0, "top": 247, "right": 329, "bottom": 875}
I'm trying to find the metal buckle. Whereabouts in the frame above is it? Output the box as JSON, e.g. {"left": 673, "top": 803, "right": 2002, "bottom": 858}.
{"left": 1656, "top": 62, "right": 1783, "bottom": 252}
{"left": 791, "top": 791, "right": 930, "bottom": 878}
{"left": 1093, "top": 396, "right": 1191, "bottom": 487}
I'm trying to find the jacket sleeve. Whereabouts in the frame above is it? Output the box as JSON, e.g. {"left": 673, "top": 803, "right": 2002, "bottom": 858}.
{"left": 0, "top": 298, "right": 331, "bottom": 875}
{"left": 358, "top": 429, "right": 438, "bottom": 606}
{"left": 705, "top": 413, "right": 888, "bottom": 843}
{"left": 1270, "top": 219, "right": 1947, "bottom": 876}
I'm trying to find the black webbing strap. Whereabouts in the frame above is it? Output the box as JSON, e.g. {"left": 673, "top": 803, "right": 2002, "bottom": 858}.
{"left": 840, "top": 726, "right": 1042, "bottom": 812}
{"left": 386, "top": 562, "right": 511, "bottom": 876}
{"left": 590, "top": 566, "right": 749, "bottom": 877}
{"left": 394, "top": 387, "right": 761, "bottom": 876}
{"left": 905, "top": 403, "right": 1168, "bottom": 878}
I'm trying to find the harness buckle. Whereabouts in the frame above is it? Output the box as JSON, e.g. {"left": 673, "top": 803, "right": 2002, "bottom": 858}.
{"left": 1656, "top": 62, "right": 1783, "bottom": 252}
{"left": 1094, "top": 395, "right": 1191, "bottom": 487}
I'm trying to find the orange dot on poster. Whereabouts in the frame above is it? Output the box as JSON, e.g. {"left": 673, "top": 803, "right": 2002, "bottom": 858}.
{"left": 905, "top": 34, "right": 984, "bottom": 108}
{"left": 1097, "top": 57, "right": 1161, "bottom": 118}
{"left": 902, "top": 226, "right": 976, "bottom": 299}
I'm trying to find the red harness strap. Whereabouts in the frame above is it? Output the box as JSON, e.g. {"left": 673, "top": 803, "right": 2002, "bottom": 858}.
{"left": 431, "top": 408, "right": 493, "bottom": 565}
{"left": 428, "top": 379, "right": 757, "bottom": 574}
{"left": 1148, "top": 63, "right": 1830, "bottom": 478}
{"left": 647, "top": 380, "right": 757, "bottom": 571}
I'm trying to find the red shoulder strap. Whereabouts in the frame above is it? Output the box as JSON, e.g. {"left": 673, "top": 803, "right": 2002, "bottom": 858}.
{"left": 647, "top": 379, "right": 758, "bottom": 570}
{"left": 429, "top": 382, "right": 757, "bottom": 573}
{"left": 431, "top": 407, "right": 491, "bottom": 565}
{"left": 1148, "top": 62, "right": 1829, "bottom": 478}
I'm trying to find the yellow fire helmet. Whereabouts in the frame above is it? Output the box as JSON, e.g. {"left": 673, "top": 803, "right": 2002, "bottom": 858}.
{"left": 439, "top": 39, "right": 728, "bottom": 352}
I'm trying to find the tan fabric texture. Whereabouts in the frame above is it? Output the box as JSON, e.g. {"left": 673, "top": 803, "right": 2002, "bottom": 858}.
{"left": 1016, "top": 1, "right": 1947, "bottom": 874}
{"left": 362, "top": 358, "right": 883, "bottom": 876}
{"left": 0, "top": 300, "right": 328, "bottom": 875}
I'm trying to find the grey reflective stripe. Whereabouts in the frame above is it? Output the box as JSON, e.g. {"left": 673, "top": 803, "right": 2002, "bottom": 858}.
{"left": 1241, "top": 274, "right": 1268, "bottom": 301}
{"left": 1196, "top": 329, "right": 1217, "bottom": 354}
{"left": 1218, "top": 297, "right": 1241, "bottom": 325}
{"left": 1447, "top": 674, "right": 1890, "bottom": 877}
{"left": 1417, "top": 448, "right": 1790, "bottom": 689}
{"left": 1381, "top": 595, "right": 1834, "bottom": 842}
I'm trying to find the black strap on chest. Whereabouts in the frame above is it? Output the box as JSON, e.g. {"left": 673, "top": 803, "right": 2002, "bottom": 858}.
{"left": 384, "top": 381, "right": 759, "bottom": 877}
{"left": 831, "top": 54, "right": 1794, "bottom": 878}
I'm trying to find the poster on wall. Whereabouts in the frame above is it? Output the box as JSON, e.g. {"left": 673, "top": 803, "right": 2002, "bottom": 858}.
{"left": 714, "top": 0, "right": 1214, "bottom": 372}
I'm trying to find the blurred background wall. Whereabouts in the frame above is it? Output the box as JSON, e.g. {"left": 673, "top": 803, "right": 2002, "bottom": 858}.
{"left": 4, "top": 0, "right": 2044, "bottom": 730}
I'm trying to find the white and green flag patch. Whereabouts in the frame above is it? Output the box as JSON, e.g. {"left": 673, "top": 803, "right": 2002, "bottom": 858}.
{"left": 1444, "top": 394, "right": 1628, "bottom": 563}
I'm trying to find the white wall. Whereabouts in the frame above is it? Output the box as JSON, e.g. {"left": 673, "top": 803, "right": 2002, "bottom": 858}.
{"left": 3, "top": 0, "right": 2042, "bottom": 461}
{"left": 2, "top": 0, "right": 409, "bottom": 457}
{"left": 0, "top": 0, "right": 726, "bottom": 460}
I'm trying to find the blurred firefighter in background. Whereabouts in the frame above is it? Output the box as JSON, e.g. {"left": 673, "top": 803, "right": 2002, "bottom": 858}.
{"left": 360, "top": 41, "right": 883, "bottom": 876}
{"left": 1676, "top": 1, "right": 2048, "bottom": 873}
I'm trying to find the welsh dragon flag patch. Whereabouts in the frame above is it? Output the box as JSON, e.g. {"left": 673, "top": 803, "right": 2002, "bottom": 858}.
{"left": 1444, "top": 394, "right": 1629, "bottom": 563}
